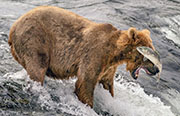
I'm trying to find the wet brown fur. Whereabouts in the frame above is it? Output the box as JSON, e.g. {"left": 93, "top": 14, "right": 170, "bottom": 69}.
{"left": 8, "top": 6, "right": 155, "bottom": 107}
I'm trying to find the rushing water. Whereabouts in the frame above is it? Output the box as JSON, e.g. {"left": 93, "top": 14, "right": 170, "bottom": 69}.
{"left": 0, "top": 0, "right": 180, "bottom": 116}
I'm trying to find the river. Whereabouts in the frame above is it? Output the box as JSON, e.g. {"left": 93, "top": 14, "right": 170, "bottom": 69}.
{"left": 0, "top": 0, "right": 180, "bottom": 116}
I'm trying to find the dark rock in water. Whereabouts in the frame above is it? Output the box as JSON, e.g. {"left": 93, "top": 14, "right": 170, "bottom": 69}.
{"left": 0, "top": 80, "right": 30, "bottom": 109}
{"left": 0, "top": 78, "right": 63, "bottom": 115}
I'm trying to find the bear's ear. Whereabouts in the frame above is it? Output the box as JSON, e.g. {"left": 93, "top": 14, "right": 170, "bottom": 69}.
{"left": 142, "top": 29, "right": 150, "bottom": 35}
{"left": 128, "top": 27, "right": 137, "bottom": 41}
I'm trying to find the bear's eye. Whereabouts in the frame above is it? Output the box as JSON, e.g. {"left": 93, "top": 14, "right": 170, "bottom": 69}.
{"left": 134, "top": 56, "right": 139, "bottom": 62}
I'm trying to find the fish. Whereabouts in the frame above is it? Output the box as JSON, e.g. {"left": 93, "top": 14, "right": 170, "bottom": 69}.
{"left": 137, "top": 46, "right": 162, "bottom": 81}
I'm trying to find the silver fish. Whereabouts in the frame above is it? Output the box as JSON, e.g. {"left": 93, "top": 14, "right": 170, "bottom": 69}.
{"left": 137, "top": 46, "right": 162, "bottom": 81}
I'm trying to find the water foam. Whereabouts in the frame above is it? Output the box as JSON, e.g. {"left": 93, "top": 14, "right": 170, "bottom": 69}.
{"left": 2, "top": 70, "right": 175, "bottom": 116}
{"left": 94, "top": 75, "right": 175, "bottom": 116}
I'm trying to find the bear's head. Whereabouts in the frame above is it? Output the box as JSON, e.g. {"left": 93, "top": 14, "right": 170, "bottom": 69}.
{"left": 116, "top": 27, "right": 160, "bottom": 79}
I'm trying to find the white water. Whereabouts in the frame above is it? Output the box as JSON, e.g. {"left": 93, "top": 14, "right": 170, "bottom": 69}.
{"left": 160, "top": 15, "right": 180, "bottom": 46}
{"left": 2, "top": 69, "right": 175, "bottom": 116}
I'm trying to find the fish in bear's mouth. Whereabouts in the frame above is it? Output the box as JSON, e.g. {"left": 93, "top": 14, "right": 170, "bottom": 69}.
{"left": 131, "top": 65, "right": 160, "bottom": 79}
{"left": 131, "top": 46, "right": 162, "bottom": 80}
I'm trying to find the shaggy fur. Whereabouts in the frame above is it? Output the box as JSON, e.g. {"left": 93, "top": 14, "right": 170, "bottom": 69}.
{"left": 8, "top": 6, "right": 155, "bottom": 107}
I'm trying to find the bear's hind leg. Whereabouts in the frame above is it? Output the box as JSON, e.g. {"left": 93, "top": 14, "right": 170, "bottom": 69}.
{"left": 24, "top": 51, "right": 49, "bottom": 85}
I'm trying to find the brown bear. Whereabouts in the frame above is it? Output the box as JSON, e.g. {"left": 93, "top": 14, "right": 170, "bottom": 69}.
{"left": 8, "top": 6, "right": 159, "bottom": 107}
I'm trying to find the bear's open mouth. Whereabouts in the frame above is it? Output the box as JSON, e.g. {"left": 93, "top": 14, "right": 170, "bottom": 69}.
{"left": 131, "top": 66, "right": 154, "bottom": 79}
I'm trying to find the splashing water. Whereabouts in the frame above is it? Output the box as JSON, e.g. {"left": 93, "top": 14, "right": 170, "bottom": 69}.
{"left": 0, "top": 69, "right": 175, "bottom": 116}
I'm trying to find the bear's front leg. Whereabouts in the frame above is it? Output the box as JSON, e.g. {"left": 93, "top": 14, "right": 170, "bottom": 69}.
{"left": 99, "top": 66, "right": 117, "bottom": 97}
{"left": 75, "top": 78, "right": 96, "bottom": 107}
{"left": 75, "top": 61, "right": 101, "bottom": 108}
